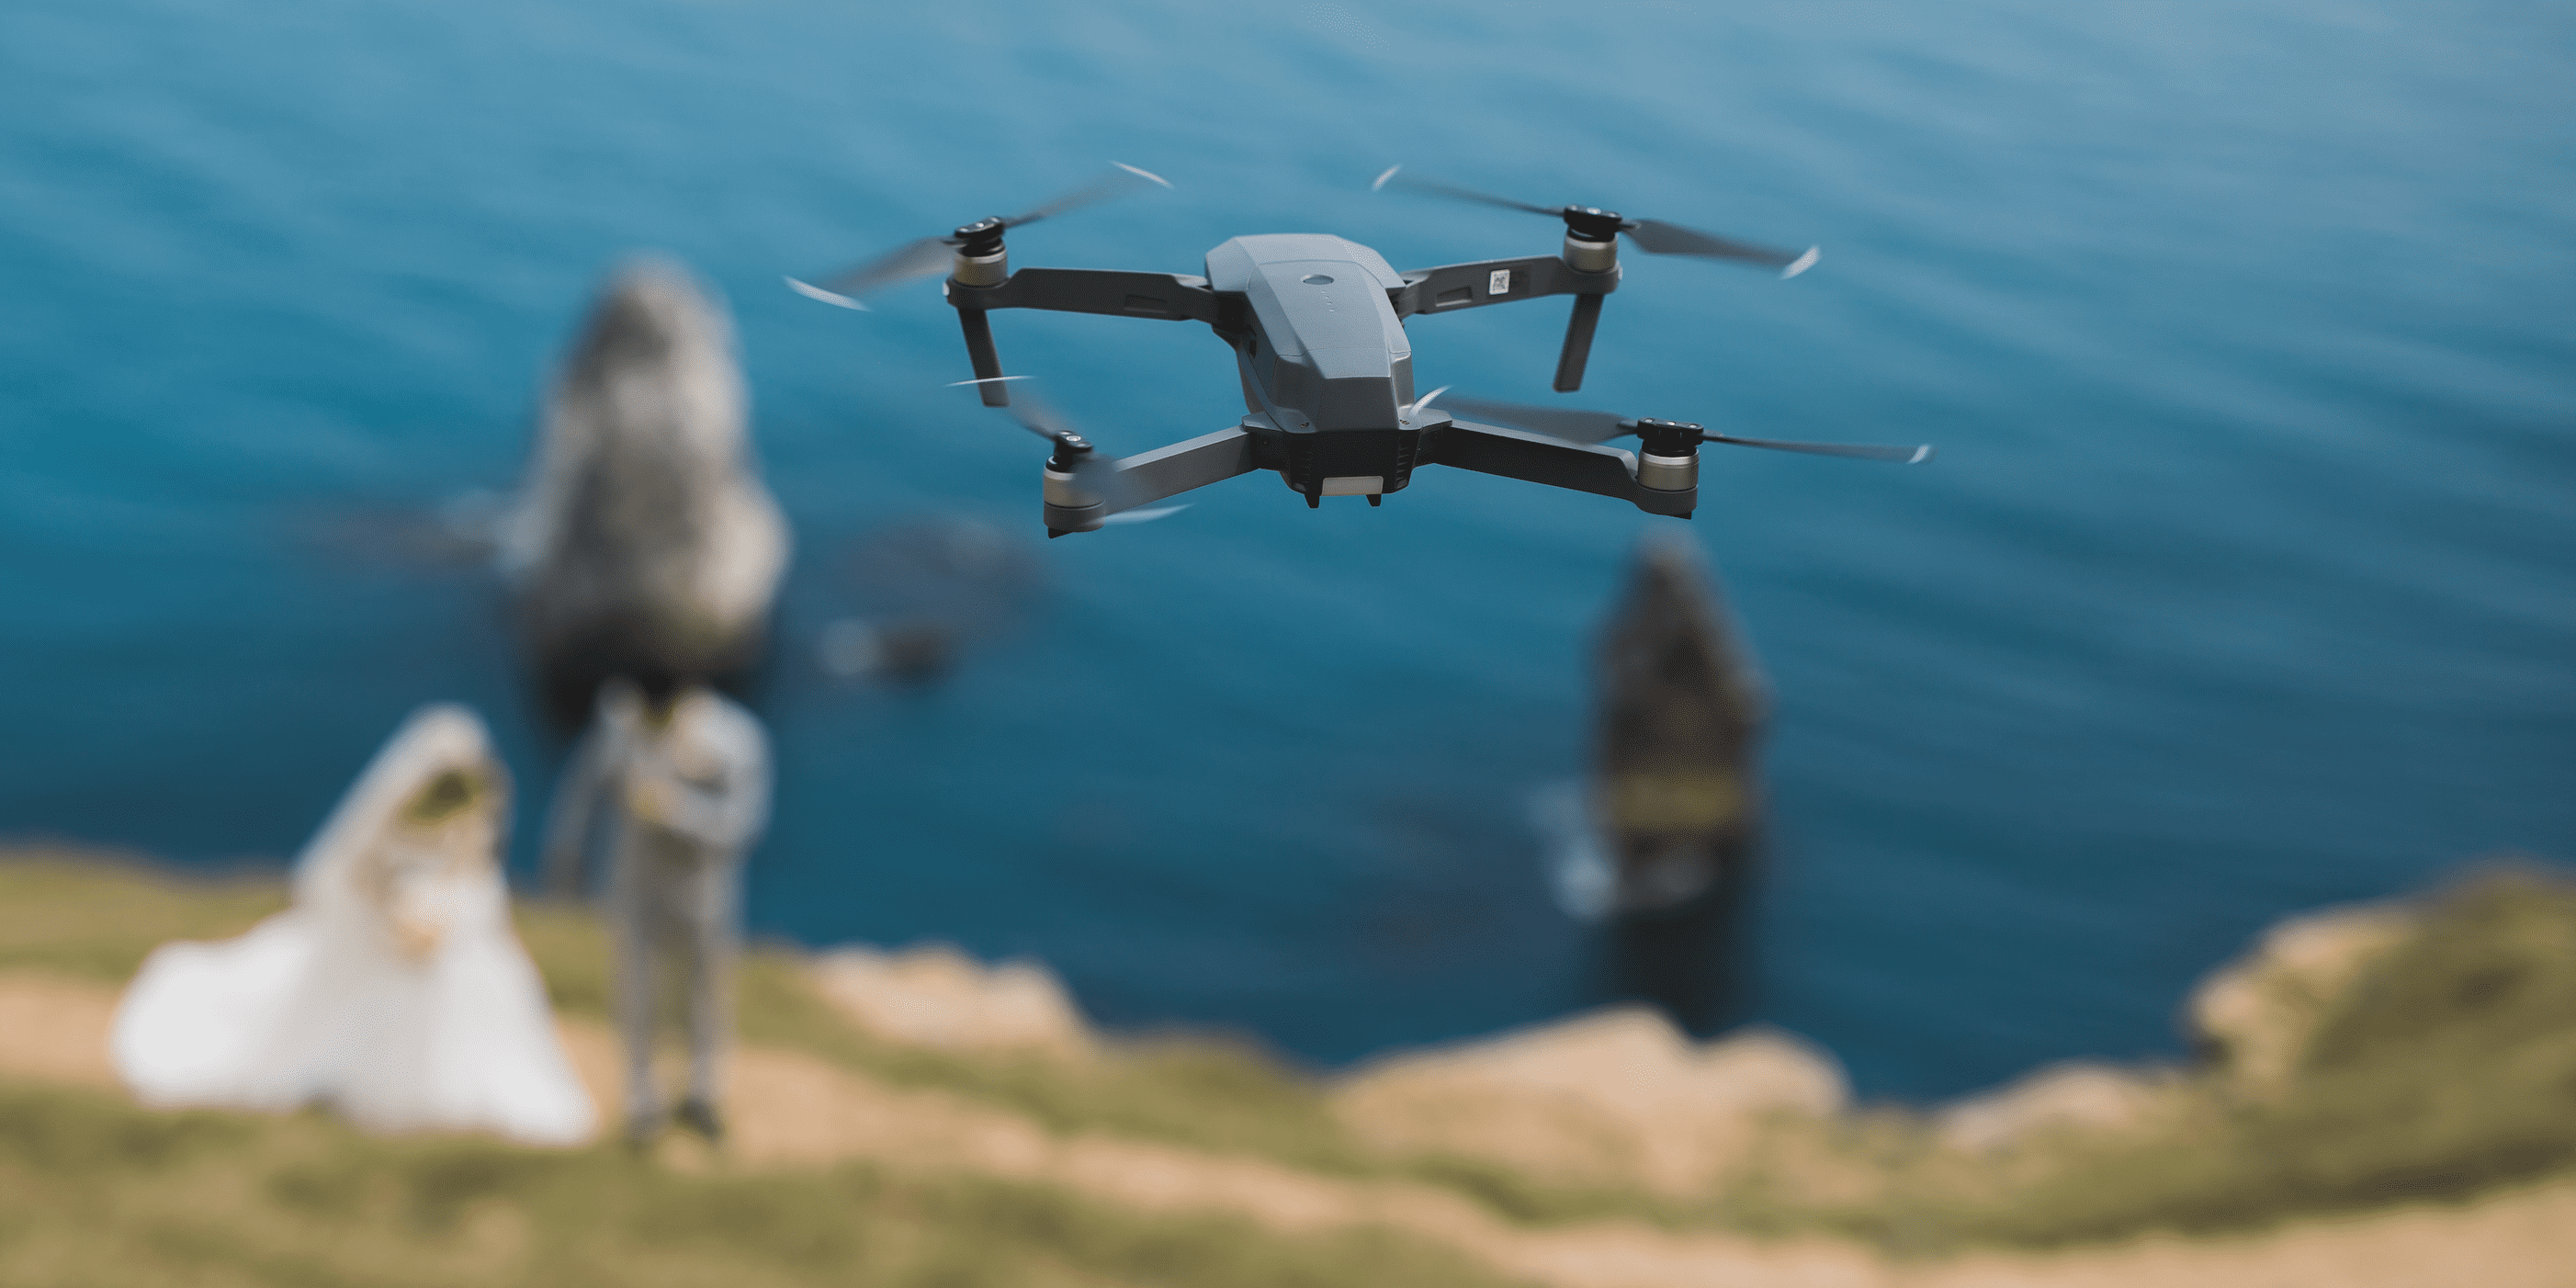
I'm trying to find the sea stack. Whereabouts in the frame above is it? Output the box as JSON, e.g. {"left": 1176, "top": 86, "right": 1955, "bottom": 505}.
{"left": 502, "top": 258, "right": 790, "bottom": 723}
{"left": 1593, "top": 535, "right": 1768, "bottom": 916}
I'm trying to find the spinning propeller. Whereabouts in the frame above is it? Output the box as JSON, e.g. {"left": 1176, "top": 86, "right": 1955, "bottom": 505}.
{"left": 948, "top": 378, "right": 1185, "bottom": 526}
{"left": 1431, "top": 392, "right": 1931, "bottom": 464}
{"left": 787, "top": 163, "right": 1174, "bottom": 310}
{"left": 1373, "top": 166, "right": 1818, "bottom": 278}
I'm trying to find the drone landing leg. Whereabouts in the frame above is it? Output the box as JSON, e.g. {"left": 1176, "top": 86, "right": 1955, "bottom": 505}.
{"left": 1553, "top": 294, "right": 1604, "bottom": 392}
{"left": 958, "top": 311, "right": 1010, "bottom": 406}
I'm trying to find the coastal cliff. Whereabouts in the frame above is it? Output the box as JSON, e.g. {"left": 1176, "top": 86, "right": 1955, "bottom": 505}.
{"left": 2, "top": 851, "right": 2570, "bottom": 1286}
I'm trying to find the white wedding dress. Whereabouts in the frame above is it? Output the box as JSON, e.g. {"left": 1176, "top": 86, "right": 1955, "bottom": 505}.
{"left": 112, "top": 705, "right": 596, "bottom": 1145}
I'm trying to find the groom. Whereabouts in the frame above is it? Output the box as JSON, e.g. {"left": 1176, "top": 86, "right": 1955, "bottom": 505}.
{"left": 544, "top": 675, "right": 771, "bottom": 1146}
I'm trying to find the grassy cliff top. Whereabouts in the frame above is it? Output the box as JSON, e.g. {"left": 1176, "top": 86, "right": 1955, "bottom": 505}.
{"left": 4, "top": 848, "right": 2573, "bottom": 1284}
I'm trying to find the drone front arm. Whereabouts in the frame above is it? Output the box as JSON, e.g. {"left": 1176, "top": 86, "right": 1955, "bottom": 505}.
{"left": 1387, "top": 256, "right": 1617, "bottom": 321}
{"left": 953, "top": 269, "right": 1228, "bottom": 325}
{"left": 1045, "top": 426, "right": 1261, "bottom": 536}
{"left": 1425, "top": 418, "right": 1694, "bottom": 518}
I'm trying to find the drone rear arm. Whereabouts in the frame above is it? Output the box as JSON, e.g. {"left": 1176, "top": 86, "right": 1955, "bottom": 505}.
{"left": 951, "top": 269, "right": 1229, "bottom": 324}
{"left": 1426, "top": 417, "right": 1694, "bottom": 518}
{"left": 946, "top": 269, "right": 1234, "bottom": 407}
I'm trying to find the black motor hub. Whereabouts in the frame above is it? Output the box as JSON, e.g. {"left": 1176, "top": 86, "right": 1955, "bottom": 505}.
{"left": 1561, "top": 206, "right": 1626, "bottom": 243}
{"left": 1634, "top": 418, "right": 1704, "bottom": 458}
{"left": 953, "top": 218, "right": 1009, "bottom": 257}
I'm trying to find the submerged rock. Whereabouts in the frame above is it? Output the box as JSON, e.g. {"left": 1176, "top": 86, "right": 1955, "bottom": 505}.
{"left": 814, "top": 516, "right": 1045, "bottom": 684}
{"left": 1591, "top": 536, "right": 1768, "bottom": 916}
{"left": 503, "top": 258, "right": 789, "bottom": 723}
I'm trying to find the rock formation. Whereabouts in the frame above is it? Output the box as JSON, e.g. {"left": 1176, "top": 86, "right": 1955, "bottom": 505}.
{"left": 502, "top": 258, "right": 790, "bottom": 723}
{"left": 1328, "top": 865, "right": 2576, "bottom": 1234}
{"left": 2186, "top": 898, "right": 2414, "bottom": 1100}
{"left": 808, "top": 943, "right": 1097, "bottom": 1063}
{"left": 1334, "top": 1007, "right": 1847, "bottom": 1195}
{"left": 1591, "top": 535, "right": 1768, "bottom": 916}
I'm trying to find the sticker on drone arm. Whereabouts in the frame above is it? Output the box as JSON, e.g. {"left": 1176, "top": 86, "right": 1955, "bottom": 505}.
{"left": 1488, "top": 269, "right": 1512, "bottom": 296}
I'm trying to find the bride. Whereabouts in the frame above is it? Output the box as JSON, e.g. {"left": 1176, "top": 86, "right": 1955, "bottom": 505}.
{"left": 112, "top": 704, "right": 596, "bottom": 1145}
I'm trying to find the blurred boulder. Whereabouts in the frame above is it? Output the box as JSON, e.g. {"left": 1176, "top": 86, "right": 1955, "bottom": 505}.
{"left": 1333, "top": 1006, "right": 1846, "bottom": 1195}
{"left": 502, "top": 258, "right": 789, "bottom": 723}
{"left": 1936, "top": 1059, "right": 2185, "bottom": 1154}
{"left": 2187, "top": 898, "right": 2414, "bottom": 1099}
{"left": 808, "top": 943, "right": 1097, "bottom": 1063}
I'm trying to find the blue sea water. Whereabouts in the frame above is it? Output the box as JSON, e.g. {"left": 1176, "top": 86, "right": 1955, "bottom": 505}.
{"left": 2, "top": 0, "right": 2570, "bottom": 1100}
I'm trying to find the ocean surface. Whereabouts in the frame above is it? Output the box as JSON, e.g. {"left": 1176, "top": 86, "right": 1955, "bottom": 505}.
{"left": 3, "top": 0, "right": 2570, "bottom": 1100}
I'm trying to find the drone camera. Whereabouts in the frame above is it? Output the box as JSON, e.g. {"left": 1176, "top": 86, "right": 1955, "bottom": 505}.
{"left": 1279, "top": 426, "right": 1423, "bottom": 508}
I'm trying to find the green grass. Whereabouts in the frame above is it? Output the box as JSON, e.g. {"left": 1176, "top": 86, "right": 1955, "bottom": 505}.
{"left": 519, "top": 888, "right": 1387, "bottom": 1177}
{"left": 0, "top": 1079, "right": 1534, "bottom": 1288}
{"left": 0, "top": 850, "right": 291, "bottom": 982}
{"left": 10, "top": 847, "right": 2576, "bottom": 1258}
{"left": 1920, "top": 867, "right": 2576, "bottom": 1249}
{"left": 0, "top": 851, "right": 1373, "bottom": 1169}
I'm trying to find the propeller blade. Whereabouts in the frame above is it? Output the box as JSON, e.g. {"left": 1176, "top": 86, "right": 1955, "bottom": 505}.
{"left": 1378, "top": 171, "right": 1816, "bottom": 277}
{"left": 949, "top": 378, "right": 1144, "bottom": 509}
{"left": 1703, "top": 433, "right": 1932, "bottom": 463}
{"left": 1621, "top": 218, "right": 1813, "bottom": 274}
{"left": 995, "top": 386, "right": 1090, "bottom": 446}
{"left": 1098, "top": 503, "right": 1189, "bottom": 526}
{"left": 1373, "top": 167, "right": 1561, "bottom": 217}
{"left": 797, "top": 165, "right": 1170, "bottom": 305}
{"left": 1439, "top": 391, "right": 1931, "bottom": 463}
{"left": 945, "top": 375, "right": 1037, "bottom": 422}
{"left": 784, "top": 276, "right": 869, "bottom": 311}
{"left": 1436, "top": 394, "right": 1634, "bottom": 444}
{"left": 812, "top": 235, "right": 958, "bottom": 298}
{"left": 1067, "top": 454, "right": 1143, "bottom": 510}
{"left": 1002, "top": 162, "right": 1173, "bottom": 229}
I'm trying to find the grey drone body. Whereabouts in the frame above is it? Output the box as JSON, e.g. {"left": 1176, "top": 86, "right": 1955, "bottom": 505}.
{"left": 795, "top": 170, "right": 1889, "bottom": 535}
{"left": 1210, "top": 234, "right": 1417, "bottom": 433}
{"left": 941, "top": 229, "right": 1690, "bottom": 534}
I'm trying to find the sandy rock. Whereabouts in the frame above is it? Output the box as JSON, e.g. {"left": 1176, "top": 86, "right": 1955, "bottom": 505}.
{"left": 808, "top": 943, "right": 1097, "bottom": 1062}
{"left": 1935, "top": 1060, "right": 2180, "bottom": 1153}
{"left": 503, "top": 257, "right": 789, "bottom": 720}
{"left": 1333, "top": 1005, "right": 1847, "bottom": 1195}
{"left": 2187, "top": 901, "right": 2414, "bottom": 1096}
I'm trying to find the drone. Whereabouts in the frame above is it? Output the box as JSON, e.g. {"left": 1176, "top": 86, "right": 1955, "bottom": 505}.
{"left": 790, "top": 164, "right": 1928, "bottom": 537}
